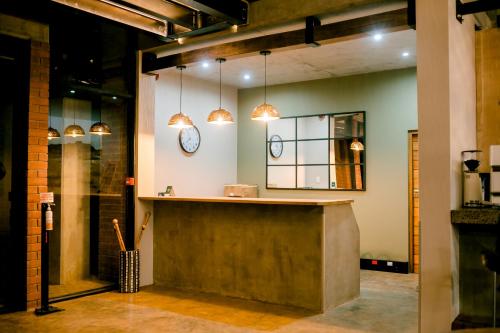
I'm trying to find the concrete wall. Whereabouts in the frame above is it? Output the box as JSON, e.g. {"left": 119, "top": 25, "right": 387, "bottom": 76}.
{"left": 416, "top": 0, "right": 477, "bottom": 330}
{"left": 154, "top": 73, "right": 238, "bottom": 196}
{"left": 238, "top": 68, "right": 417, "bottom": 262}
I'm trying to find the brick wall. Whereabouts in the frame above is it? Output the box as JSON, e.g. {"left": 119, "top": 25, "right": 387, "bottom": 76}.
{"left": 26, "top": 40, "right": 49, "bottom": 310}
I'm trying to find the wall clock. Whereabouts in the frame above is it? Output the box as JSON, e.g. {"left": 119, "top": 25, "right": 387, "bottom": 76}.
{"left": 269, "top": 134, "right": 283, "bottom": 158}
{"left": 179, "top": 126, "right": 201, "bottom": 154}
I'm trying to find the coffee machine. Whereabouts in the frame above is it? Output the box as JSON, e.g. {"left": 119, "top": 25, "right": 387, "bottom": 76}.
{"left": 462, "top": 150, "right": 482, "bottom": 207}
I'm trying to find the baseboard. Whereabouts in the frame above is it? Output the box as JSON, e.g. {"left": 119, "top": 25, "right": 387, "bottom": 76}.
{"left": 360, "top": 258, "right": 409, "bottom": 274}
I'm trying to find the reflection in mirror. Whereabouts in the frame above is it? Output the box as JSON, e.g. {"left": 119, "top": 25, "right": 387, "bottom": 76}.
{"left": 330, "top": 164, "right": 364, "bottom": 190}
{"left": 298, "top": 140, "right": 328, "bottom": 165}
{"left": 267, "top": 166, "right": 295, "bottom": 188}
{"left": 330, "top": 112, "right": 364, "bottom": 138}
{"left": 297, "top": 115, "right": 328, "bottom": 140}
{"left": 297, "top": 165, "right": 329, "bottom": 189}
{"left": 266, "top": 112, "right": 365, "bottom": 191}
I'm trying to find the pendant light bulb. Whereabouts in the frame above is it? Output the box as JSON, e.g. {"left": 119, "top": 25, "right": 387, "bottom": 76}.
{"left": 168, "top": 65, "right": 194, "bottom": 128}
{"left": 251, "top": 50, "right": 280, "bottom": 121}
{"left": 208, "top": 58, "right": 234, "bottom": 125}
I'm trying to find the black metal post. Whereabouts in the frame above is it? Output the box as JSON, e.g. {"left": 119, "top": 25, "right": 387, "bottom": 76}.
{"left": 35, "top": 203, "right": 63, "bottom": 316}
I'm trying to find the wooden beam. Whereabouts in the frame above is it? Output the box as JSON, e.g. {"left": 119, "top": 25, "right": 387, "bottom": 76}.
{"left": 143, "top": 8, "right": 409, "bottom": 72}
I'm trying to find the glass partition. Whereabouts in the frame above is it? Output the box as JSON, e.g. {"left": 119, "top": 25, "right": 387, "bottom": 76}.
{"left": 266, "top": 112, "right": 366, "bottom": 191}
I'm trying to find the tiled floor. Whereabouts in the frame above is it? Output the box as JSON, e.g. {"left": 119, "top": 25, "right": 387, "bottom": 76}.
{"left": 0, "top": 270, "right": 418, "bottom": 333}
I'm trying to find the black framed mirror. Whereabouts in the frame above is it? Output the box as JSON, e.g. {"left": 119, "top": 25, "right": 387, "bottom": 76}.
{"left": 266, "top": 111, "right": 366, "bottom": 191}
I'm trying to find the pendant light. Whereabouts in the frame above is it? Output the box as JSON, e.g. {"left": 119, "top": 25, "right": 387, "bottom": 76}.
{"left": 64, "top": 108, "right": 85, "bottom": 137}
{"left": 251, "top": 50, "right": 280, "bottom": 121}
{"left": 48, "top": 107, "right": 60, "bottom": 140}
{"left": 350, "top": 138, "right": 364, "bottom": 151}
{"left": 90, "top": 108, "right": 112, "bottom": 136}
{"left": 168, "top": 65, "right": 193, "bottom": 128}
{"left": 207, "top": 58, "right": 234, "bottom": 125}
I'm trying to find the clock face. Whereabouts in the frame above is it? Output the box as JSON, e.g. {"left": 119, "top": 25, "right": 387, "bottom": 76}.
{"left": 269, "top": 135, "right": 283, "bottom": 158}
{"left": 179, "top": 126, "right": 201, "bottom": 154}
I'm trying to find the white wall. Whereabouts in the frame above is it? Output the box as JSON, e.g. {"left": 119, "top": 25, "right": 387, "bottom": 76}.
{"left": 154, "top": 73, "right": 238, "bottom": 196}
{"left": 238, "top": 68, "right": 417, "bottom": 262}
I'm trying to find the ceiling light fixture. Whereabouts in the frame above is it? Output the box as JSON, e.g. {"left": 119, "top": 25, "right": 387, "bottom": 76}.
{"left": 48, "top": 106, "right": 60, "bottom": 140}
{"left": 243, "top": 74, "right": 251, "bottom": 80}
{"left": 350, "top": 138, "right": 364, "bottom": 151}
{"left": 373, "top": 33, "right": 383, "bottom": 41}
{"left": 402, "top": 51, "right": 410, "bottom": 57}
{"left": 202, "top": 61, "right": 209, "bottom": 68}
{"left": 168, "top": 65, "right": 193, "bottom": 128}
{"left": 251, "top": 50, "right": 280, "bottom": 121}
{"left": 207, "top": 58, "right": 234, "bottom": 125}
{"left": 90, "top": 109, "right": 112, "bottom": 135}
{"left": 64, "top": 108, "right": 85, "bottom": 138}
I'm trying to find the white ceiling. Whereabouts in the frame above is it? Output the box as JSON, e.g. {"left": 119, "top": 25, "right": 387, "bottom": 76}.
{"left": 158, "top": 29, "right": 416, "bottom": 89}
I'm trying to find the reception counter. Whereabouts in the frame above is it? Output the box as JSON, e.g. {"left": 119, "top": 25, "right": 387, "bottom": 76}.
{"left": 140, "top": 196, "right": 360, "bottom": 312}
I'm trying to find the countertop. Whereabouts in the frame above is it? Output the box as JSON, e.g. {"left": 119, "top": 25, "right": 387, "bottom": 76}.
{"left": 451, "top": 208, "right": 500, "bottom": 225}
{"left": 139, "top": 196, "right": 353, "bottom": 206}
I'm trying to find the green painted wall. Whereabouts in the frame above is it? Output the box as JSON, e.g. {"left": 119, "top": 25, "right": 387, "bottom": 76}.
{"left": 237, "top": 68, "right": 417, "bottom": 262}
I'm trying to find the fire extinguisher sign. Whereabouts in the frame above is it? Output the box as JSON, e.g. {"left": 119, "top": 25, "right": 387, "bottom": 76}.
{"left": 40, "top": 192, "right": 54, "bottom": 204}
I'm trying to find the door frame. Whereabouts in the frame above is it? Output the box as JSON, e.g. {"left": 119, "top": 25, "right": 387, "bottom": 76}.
{"left": 0, "top": 33, "right": 30, "bottom": 312}
{"left": 408, "top": 130, "right": 418, "bottom": 273}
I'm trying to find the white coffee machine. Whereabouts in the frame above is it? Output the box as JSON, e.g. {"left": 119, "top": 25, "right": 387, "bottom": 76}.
{"left": 462, "top": 150, "right": 482, "bottom": 207}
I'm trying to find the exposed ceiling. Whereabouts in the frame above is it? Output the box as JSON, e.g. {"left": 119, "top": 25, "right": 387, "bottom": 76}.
{"left": 159, "top": 29, "right": 416, "bottom": 89}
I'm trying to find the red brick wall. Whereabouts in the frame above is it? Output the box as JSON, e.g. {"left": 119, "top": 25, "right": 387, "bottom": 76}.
{"left": 26, "top": 40, "right": 49, "bottom": 310}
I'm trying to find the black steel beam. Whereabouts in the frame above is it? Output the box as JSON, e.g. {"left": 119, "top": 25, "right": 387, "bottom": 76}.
{"left": 169, "top": 0, "right": 248, "bottom": 25}
{"left": 456, "top": 0, "right": 500, "bottom": 23}
{"left": 115, "top": 0, "right": 196, "bottom": 29}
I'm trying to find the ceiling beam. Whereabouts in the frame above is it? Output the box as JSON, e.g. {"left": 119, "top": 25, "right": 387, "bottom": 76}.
{"left": 142, "top": 8, "right": 409, "bottom": 73}
{"left": 170, "top": 0, "right": 248, "bottom": 25}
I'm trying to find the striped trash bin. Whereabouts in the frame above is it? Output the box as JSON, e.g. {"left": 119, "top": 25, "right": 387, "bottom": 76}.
{"left": 119, "top": 250, "right": 140, "bottom": 293}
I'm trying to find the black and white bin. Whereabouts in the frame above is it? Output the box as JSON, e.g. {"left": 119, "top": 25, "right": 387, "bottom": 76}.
{"left": 119, "top": 250, "right": 140, "bottom": 293}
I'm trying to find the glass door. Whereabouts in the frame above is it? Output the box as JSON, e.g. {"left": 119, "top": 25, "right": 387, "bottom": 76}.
{"left": 0, "top": 34, "right": 30, "bottom": 313}
{"left": 48, "top": 94, "right": 131, "bottom": 299}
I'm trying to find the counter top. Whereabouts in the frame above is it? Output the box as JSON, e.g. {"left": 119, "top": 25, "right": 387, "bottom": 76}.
{"left": 139, "top": 196, "right": 353, "bottom": 206}
{"left": 451, "top": 208, "right": 500, "bottom": 225}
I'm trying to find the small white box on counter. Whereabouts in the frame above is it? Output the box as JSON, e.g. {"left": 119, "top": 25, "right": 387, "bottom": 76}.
{"left": 224, "top": 184, "right": 258, "bottom": 198}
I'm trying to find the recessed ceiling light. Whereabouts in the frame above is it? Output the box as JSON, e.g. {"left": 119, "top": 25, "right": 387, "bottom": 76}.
{"left": 402, "top": 51, "right": 410, "bottom": 57}
{"left": 70, "top": 90, "right": 76, "bottom": 94}
{"left": 112, "top": 96, "right": 117, "bottom": 100}
{"left": 202, "top": 61, "right": 209, "bottom": 68}
{"left": 243, "top": 74, "right": 251, "bottom": 80}
{"left": 373, "top": 33, "right": 383, "bottom": 41}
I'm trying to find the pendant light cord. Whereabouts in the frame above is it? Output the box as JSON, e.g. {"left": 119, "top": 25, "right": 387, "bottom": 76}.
{"left": 264, "top": 54, "right": 267, "bottom": 103}
{"left": 219, "top": 59, "right": 222, "bottom": 109}
{"left": 179, "top": 67, "right": 183, "bottom": 114}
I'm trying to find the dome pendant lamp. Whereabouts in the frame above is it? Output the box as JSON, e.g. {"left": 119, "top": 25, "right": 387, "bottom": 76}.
{"left": 168, "top": 65, "right": 194, "bottom": 128}
{"left": 207, "top": 58, "right": 234, "bottom": 125}
{"left": 48, "top": 107, "right": 60, "bottom": 140}
{"left": 90, "top": 109, "right": 112, "bottom": 136}
{"left": 251, "top": 50, "right": 280, "bottom": 121}
{"left": 64, "top": 108, "right": 85, "bottom": 137}
{"left": 350, "top": 138, "right": 365, "bottom": 151}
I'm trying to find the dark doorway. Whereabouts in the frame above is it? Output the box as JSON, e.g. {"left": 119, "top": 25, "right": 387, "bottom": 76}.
{"left": 0, "top": 34, "right": 30, "bottom": 313}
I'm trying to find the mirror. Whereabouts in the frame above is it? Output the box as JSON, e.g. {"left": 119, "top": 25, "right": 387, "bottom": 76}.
{"left": 266, "top": 112, "right": 365, "bottom": 191}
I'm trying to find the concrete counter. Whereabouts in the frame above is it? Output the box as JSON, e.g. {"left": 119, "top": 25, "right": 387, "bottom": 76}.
{"left": 145, "top": 197, "right": 360, "bottom": 312}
